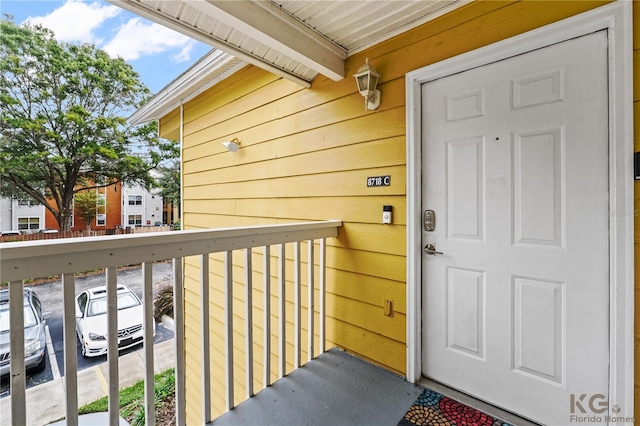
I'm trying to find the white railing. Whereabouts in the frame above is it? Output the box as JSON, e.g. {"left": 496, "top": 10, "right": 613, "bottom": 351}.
{"left": 0, "top": 220, "right": 341, "bottom": 426}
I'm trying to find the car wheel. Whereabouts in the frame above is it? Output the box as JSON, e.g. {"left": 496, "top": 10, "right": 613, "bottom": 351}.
{"left": 32, "top": 353, "right": 46, "bottom": 373}
{"left": 81, "top": 343, "right": 88, "bottom": 358}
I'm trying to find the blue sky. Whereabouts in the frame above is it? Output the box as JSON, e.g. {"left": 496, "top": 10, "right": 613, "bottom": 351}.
{"left": 1, "top": 0, "right": 211, "bottom": 93}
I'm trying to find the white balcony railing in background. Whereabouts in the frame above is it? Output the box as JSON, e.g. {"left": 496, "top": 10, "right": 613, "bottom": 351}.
{"left": 0, "top": 220, "right": 341, "bottom": 426}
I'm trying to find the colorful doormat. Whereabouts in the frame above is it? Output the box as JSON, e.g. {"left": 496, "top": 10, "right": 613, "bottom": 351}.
{"left": 399, "top": 388, "right": 512, "bottom": 426}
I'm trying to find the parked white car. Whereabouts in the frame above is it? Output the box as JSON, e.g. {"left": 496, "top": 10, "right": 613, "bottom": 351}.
{"left": 75, "top": 285, "right": 154, "bottom": 358}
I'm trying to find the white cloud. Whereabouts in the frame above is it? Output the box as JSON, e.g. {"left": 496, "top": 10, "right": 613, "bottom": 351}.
{"left": 25, "top": 0, "right": 121, "bottom": 44}
{"left": 172, "top": 41, "right": 196, "bottom": 63}
{"left": 102, "top": 17, "right": 195, "bottom": 62}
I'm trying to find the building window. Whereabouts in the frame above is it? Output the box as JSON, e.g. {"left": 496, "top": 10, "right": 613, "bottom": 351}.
{"left": 128, "top": 195, "right": 143, "bottom": 205}
{"left": 128, "top": 214, "right": 142, "bottom": 226}
{"left": 17, "top": 217, "right": 39, "bottom": 230}
{"left": 96, "top": 193, "right": 106, "bottom": 226}
{"left": 17, "top": 199, "right": 37, "bottom": 207}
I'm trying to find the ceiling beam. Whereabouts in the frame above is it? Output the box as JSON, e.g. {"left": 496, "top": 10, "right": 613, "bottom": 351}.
{"left": 194, "top": 0, "right": 347, "bottom": 81}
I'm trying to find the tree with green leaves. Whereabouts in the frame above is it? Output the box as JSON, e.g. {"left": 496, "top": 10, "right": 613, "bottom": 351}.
{"left": 157, "top": 160, "right": 180, "bottom": 203}
{"left": 0, "top": 18, "right": 178, "bottom": 230}
{"left": 74, "top": 190, "right": 98, "bottom": 231}
{"left": 156, "top": 160, "right": 181, "bottom": 226}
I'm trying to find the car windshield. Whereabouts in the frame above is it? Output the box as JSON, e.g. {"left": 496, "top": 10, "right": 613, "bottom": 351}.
{"left": 87, "top": 292, "right": 140, "bottom": 317}
{"left": 0, "top": 305, "right": 38, "bottom": 333}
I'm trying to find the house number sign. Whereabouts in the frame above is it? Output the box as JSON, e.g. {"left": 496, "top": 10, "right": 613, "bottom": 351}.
{"left": 367, "top": 175, "right": 391, "bottom": 187}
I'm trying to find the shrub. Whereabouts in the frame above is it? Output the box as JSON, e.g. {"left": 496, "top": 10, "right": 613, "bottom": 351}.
{"left": 154, "top": 285, "right": 173, "bottom": 320}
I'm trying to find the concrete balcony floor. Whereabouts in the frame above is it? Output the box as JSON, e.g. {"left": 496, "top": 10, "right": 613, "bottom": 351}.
{"left": 212, "top": 348, "right": 424, "bottom": 426}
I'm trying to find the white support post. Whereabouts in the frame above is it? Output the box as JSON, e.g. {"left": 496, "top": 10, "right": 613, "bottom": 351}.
{"left": 319, "top": 239, "right": 326, "bottom": 353}
{"left": 224, "top": 251, "right": 234, "bottom": 410}
{"left": 9, "top": 280, "right": 25, "bottom": 426}
{"left": 173, "top": 258, "right": 186, "bottom": 426}
{"left": 307, "top": 241, "right": 315, "bottom": 361}
{"left": 200, "top": 255, "right": 211, "bottom": 423}
{"left": 106, "top": 267, "right": 119, "bottom": 426}
{"left": 244, "top": 248, "right": 254, "bottom": 398}
{"left": 263, "top": 246, "right": 271, "bottom": 388}
{"left": 293, "top": 241, "right": 301, "bottom": 369}
{"left": 278, "top": 243, "right": 286, "bottom": 378}
{"left": 142, "top": 263, "right": 155, "bottom": 426}
{"left": 62, "top": 273, "right": 78, "bottom": 426}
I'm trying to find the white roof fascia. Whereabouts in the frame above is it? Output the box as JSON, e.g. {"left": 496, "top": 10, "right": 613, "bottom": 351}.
{"left": 193, "top": 0, "right": 347, "bottom": 81}
{"left": 129, "top": 50, "right": 244, "bottom": 126}
{"left": 108, "top": 0, "right": 312, "bottom": 88}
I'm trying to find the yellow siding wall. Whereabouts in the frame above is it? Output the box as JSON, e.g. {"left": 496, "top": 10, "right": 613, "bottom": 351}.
{"left": 157, "top": 1, "right": 639, "bottom": 423}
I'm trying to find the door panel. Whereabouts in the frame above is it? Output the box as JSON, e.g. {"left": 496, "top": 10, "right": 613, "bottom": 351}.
{"left": 445, "top": 266, "right": 485, "bottom": 359}
{"left": 446, "top": 137, "right": 484, "bottom": 240}
{"left": 421, "top": 32, "right": 609, "bottom": 424}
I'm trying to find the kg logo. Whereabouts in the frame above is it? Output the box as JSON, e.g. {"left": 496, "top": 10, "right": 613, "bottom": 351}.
{"left": 570, "top": 394, "right": 608, "bottom": 414}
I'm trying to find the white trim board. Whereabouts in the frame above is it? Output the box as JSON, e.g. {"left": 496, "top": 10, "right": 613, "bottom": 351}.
{"left": 405, "top": 1, "right": 634, "bottom": 421}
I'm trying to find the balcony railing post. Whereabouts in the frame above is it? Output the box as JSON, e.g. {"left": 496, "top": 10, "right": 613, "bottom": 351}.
{"left": 307, "top": 241, "right": 315, "bottom": 361}
{"left": 224, "top": 251, "right": 234, "bottom": 411}
{"left": 320, "top": 238, "right": 327, "bottom": 353}
{"left": 142, "top": 262, "right": 155, "bottom": 426}
{"left": 173, "top": 258, "right": 186, "bottom": 426}
{"left": 294, "top": 242, "right": 301, "bottom": 369}
{"left": 200, "top": 255, "right": 211, "bottom": 423}
{"left": 106, "top": 267, "right": 119, "bottom": 426}
{"left": 62, "top": 273, "right": 78, "bottom": 426}
{"left": 278, "top": 244, "right": 286, "bottom": 378}
{"left": 9, "top": 280, "right": 26, "bottom": 426}
{"left": 263, "top": 246, "right": 271, "bottom": 388}
{"left": 244, "top": 248, "right": 254, "bottom": 398}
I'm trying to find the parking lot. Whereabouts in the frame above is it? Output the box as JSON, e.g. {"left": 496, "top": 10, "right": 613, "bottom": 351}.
{"left": 0, "top": 262, "right": 174, "bottom": 397}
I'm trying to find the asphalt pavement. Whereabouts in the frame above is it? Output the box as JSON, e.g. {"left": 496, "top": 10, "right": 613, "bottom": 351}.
{"left": 1, "top": 262, "right": 174, "bottom": 396}
{"left": 0, "top": 338, "right": 176, "bottom": 425}
{"left": 0, "top": 262, "right": 177, "bottom": 424}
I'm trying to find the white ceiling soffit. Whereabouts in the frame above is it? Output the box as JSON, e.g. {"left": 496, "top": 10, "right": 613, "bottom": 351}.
{"left": 109, "top": 0, "right": 464, "bottom": 87}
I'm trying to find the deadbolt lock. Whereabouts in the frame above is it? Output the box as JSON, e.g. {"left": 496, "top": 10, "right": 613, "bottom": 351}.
{"left": 424, "top": 210, "right": 435, "bottom": 231}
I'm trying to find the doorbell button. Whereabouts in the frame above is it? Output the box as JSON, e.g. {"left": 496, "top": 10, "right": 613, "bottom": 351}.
{"left": 383, "top": 205, "right": 392, "bottom": 224}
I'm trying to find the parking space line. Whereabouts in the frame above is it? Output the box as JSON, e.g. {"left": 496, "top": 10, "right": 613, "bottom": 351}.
{"left": 44, "top": 325, "right": 61, "bottom": 380}
{"left": 95, "top": 365, "right": 109, "bottom": 395}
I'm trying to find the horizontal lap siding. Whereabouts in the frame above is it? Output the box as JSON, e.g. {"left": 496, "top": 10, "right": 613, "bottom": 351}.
{"left": 162, "top": 1, "right": 624, "bottom": 423}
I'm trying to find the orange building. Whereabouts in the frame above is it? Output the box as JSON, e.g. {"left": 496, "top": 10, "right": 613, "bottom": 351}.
{"left": 44, "top": 184, "right": 123, "bottom": 231}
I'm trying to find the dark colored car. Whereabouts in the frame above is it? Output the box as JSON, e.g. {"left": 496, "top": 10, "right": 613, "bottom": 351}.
{"left": 0, "top": 289, "right": 47, "bottom": 376}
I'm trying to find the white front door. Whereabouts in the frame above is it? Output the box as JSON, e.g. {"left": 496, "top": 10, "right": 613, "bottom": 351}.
{"left": 421, "top": 31, "right": 609, "bottom": 424}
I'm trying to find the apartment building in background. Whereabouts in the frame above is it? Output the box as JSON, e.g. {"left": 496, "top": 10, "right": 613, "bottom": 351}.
{"left": 0, "top": 182, "right": 163, "bottom": 232}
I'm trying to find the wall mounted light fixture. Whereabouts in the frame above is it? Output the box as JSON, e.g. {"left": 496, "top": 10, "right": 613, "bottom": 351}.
{"left": 222, "top": 138, "right": 241, "bottom": 152}
{"left": 353, "top": 58, "right": 381, "bottom": 111}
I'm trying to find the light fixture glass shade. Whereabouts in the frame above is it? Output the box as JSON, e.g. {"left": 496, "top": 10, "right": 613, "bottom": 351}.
{"left": 353, "top": 58, "right": 381, "bottom": 110}
{"left": 353, "top": 58, "right": 380, "bottom": 97}
{"left": 222, "top": 138, "right": 240, "bottom": 152}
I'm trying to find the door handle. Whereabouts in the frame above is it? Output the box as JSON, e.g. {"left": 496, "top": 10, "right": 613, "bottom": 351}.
{"left": 424, "top": 244, "right": 443, "bottom": 256}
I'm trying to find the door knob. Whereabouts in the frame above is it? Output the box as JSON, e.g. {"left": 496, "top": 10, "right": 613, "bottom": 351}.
{"left": 424, "top": 244, "right": 443, "bottom": 256}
